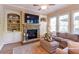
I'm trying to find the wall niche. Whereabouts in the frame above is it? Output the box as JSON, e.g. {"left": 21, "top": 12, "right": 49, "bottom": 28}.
{"left": 7, "top": 13, "right": 20, "bottom": 31}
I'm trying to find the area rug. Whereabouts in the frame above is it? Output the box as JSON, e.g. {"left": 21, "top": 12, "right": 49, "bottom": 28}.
{"left": 13, "top": 42, "right": 48, "bottom": 54}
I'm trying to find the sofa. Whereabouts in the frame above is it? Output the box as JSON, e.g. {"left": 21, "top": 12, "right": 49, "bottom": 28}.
{"left": 68, "top": 40, "right": 79, "bottom": 54}
{"left": 56, "top": 32, "right": 79, "bottom": 42}
{"left": 40, "top": 32, "right": 79, "bottom": 54}
{"left": 56, "top": 32, "right": 79, "bottom": 54}
{"left": 40, "top": 39, "right": 59, "bottom": 53}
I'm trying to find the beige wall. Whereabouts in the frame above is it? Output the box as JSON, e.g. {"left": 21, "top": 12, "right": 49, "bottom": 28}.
{"left": 0, "top": 5, "right": 23, "bottom": 49}
{"left": 0, "top": 5, "right": 4, "bottom": 36}
{"left": 0, "top": 5, "right": 5, "bottom": 50}
{"left": 39, "top": 15, "right": 48, "bottom": 36}
{"left": 48, "top": 4, "right": 79, "bottom": 17}
{"left": 47, "top": 4, "right": 79, "bottom": 33}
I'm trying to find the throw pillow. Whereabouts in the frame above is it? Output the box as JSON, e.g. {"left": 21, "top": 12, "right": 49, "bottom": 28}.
{"left": 44, "top": 33, "right": 53, "bottom": 42}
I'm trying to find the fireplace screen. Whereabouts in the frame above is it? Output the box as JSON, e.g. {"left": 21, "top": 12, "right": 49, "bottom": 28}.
{"left": 27, "top": 29, "right": 37, "bottom": 39}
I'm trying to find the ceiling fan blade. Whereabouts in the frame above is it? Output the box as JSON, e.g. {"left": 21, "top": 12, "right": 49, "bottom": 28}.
{"left": 49, "top": 4, "right": 55, "bottom": 6}
{"left": 33, "top": 4, "right": 39, "bottom": 6}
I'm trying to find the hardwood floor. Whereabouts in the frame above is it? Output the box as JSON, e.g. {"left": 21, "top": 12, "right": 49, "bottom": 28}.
{"left": 0, "top": 41, "right": 48, "bottom": 54}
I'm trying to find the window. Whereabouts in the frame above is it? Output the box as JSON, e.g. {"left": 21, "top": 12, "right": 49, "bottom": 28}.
{"left": 59, "top": 14, "right": 69, "bottom": 32}
{"left": 50, "top": 17, "right": 56, "bottom": 32}
{"left": 73, "top": 12, "right": 79, "bottom": 34}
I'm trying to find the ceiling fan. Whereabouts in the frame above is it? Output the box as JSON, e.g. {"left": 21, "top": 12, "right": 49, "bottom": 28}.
{"left": 33, "top": 4, "right": 55, "bottom": 10}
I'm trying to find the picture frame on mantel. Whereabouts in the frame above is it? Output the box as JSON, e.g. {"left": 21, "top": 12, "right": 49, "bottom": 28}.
{"left": 40, "top": 17, "right": 46, "bottom": 22}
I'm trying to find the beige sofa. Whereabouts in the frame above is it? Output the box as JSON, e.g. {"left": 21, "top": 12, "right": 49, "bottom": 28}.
{"left": 56, "top": 32, "right": 79, "bottom": 54}
{"left": 56, "top": 32, "right": 79, "bottom": 42}
{"left": 40, "top": 32, "right": 79, "bottom": 54}
{"left": 40, "top": 38, "right": 59, "bottom": 53}
{"left": 68, "top": 40, "right": 79, "bottom": 54}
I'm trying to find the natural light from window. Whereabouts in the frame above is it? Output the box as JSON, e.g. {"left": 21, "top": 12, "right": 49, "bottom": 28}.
{"left": 50, "top": 17, "right": 56, "bottom": 32}
{"left": 73, "top": 12, "right": 79, "bottom": 34}
{"left": 59, "top": 14, "right": 69, "bottom": 32}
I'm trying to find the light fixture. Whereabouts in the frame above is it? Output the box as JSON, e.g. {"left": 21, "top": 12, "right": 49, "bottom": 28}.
{"left": 33, "top": 4, "right": 55, "bottom": 10}
{"left": 41, "top": 5, "right": 48, "bottom": 10}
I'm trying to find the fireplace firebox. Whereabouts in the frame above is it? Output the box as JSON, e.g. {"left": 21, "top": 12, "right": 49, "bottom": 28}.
{"left": 26, "top": 29, "right": 37, "bottom": 39}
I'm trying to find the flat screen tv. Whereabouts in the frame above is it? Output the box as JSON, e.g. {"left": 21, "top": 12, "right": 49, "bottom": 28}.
{"left": 25, "top": 13, "right": 39, "bottom": 24}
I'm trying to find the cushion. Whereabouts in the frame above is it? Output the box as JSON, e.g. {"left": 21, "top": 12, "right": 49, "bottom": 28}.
{"left": 57, "top": 32, "right": 67, "bottom": 38}
{"left": 68, "top": 48, "right": 79, "bottom": 54}
{"left": 44, "top": 33, "right": 53, "bottom": 42}
{"left": 68, "top": 40, "right": 79, "bottom": 54}
{"left": 66, "top": 33, "right": 78, "bottom": 42}
{"left": 54, "top": 37, "right": 66, "bottom": 42}
{"left": 59, "top": 41, "right": 68, "bottom": 49}
{"left": 54, "top": 37, "right": 68, "bottom": 49}
{"left": 68, "top": 40, "right": 79, "bottom": 48}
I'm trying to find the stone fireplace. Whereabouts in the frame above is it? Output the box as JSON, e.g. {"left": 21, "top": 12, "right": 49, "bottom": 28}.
{"left": 22, "top": 13, "right": 40, "bottom": 43}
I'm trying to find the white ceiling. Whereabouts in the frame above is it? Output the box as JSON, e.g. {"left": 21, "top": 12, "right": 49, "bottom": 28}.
{"left": 6, "top": 4, "right": 70, "bottom": 15}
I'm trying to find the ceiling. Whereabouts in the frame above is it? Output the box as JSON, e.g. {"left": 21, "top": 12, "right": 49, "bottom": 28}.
{"left": 6, "top": 4, "right": 70, "bottom": 15}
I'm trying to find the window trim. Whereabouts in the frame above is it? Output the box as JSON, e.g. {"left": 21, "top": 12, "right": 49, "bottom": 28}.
{"left": 72, "top": 11, "right": 79, "bottom": 34}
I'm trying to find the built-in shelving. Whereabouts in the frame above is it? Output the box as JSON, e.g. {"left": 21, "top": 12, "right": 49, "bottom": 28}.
{"left": 7, "top": 13, "right": 21, "bottom": 31}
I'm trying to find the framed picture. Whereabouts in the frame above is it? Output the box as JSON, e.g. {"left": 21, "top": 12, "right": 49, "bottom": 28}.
{"left": 40, "top": 17, "right": 46, "bottom": 22}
